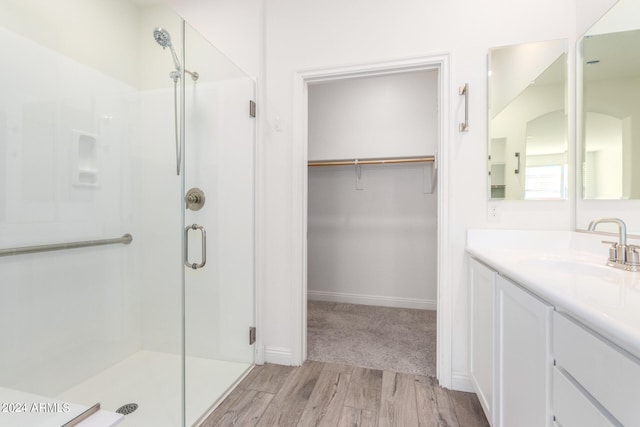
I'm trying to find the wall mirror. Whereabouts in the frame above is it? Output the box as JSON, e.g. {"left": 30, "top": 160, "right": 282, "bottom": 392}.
{"left": 579, "top": 0, "right": 640, "bottom": 200}
{"left": 488, "top": 39, "right": 568, "bottom": 200}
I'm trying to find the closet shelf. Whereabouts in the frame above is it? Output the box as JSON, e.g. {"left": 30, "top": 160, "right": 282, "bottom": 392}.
{"left": 308, "top": 155, "right": 435, "bottom": 167}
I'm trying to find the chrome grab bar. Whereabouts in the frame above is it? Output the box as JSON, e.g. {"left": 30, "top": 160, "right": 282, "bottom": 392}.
{"left": 0, "top": 234, "right": 132, "bottom": 257}
{"left": 184, "top": 224, "right": 206, "bottom": 269}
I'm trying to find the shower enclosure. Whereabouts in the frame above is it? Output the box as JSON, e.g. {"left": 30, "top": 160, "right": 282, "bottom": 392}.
{"left": 0, "top": 2, "right": 255, "bottom": 426}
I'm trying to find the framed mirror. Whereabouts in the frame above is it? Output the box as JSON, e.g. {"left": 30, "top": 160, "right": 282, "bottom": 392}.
{"left": 488, "top": 39, "right": 568, "bottom": 200}
{"left": 579, "top": 0, "right": 640, "bottom": 200}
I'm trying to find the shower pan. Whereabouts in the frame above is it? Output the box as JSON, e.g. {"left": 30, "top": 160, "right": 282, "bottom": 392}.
{"left": 0, "top": 2, "right": 255, "bottom": 427}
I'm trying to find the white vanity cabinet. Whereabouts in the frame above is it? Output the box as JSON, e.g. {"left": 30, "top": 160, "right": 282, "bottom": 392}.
{"left": 467, "top": 230, "right": 640, "bottom": 427}
{"left": 469, "top": 258, "right": 553, "bottom": 427}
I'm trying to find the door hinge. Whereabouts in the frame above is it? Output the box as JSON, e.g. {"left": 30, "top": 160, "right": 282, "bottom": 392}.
{"left": 249, "top": 100, "right": 256, "bottom": 118}
{"left": 249, "top": 326, "right": 256, "bottom": 345}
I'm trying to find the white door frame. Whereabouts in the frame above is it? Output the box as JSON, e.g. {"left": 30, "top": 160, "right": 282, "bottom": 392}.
{"left": 290, "top": 53, "right": 453, "bottom": 388}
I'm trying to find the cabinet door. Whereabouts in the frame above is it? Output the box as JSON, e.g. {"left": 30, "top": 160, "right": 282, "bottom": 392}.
{"left": 496, "top": 275, "right": 552, "bottom": 427}
{"left": 469, "top": 258, "right": 496, "bottom": 425}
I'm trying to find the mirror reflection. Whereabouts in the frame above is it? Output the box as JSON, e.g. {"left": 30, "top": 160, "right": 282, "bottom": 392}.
{"left": 581, "top": 9, "right": 640, "bottom": 199}
{"left": 488, "top": 39, "right": 568, "bottom": 200}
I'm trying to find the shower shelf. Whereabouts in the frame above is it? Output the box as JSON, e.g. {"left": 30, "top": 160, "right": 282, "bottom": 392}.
{"left": 72, "top": 129, "right": 99, "bottom": 187}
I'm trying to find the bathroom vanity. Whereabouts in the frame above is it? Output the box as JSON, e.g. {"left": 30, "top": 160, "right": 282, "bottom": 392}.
{"left": 467, "top": 229, "right": 640, "bottom": 427}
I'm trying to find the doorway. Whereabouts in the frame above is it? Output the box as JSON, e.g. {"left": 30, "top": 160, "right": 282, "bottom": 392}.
{"left": 291, "top": 55, "right": 452, "bottom": 386}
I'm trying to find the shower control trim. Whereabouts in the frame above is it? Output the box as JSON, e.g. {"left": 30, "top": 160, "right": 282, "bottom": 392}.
{"left": 186, "top": 188, "right": 205, "bottom": 211}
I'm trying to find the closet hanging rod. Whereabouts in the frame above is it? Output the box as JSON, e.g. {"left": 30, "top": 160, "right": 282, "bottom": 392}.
{"left": 308, "top": 155, "right": 435, "bottom": 167}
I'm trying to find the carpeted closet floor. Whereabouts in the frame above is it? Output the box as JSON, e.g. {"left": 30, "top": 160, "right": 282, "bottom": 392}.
{"left": 307, "top": 300, "right": 437, "bottom": 377}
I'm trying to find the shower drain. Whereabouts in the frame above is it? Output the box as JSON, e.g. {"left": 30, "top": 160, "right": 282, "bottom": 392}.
{"left": 115, "top": 403, "right": 139, "bottom": 415}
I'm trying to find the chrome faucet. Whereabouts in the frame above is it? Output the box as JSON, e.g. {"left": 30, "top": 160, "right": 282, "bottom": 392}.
{"left": 588, "top": 217, "right": 639, "bottom": 271}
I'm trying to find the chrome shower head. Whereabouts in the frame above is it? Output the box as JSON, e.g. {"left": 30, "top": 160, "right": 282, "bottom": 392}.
{"left": 153, "top": 27, "right": 181, "bottom": 72}
{"left": 153, "top": 27, "right": 172, "bottom": 48}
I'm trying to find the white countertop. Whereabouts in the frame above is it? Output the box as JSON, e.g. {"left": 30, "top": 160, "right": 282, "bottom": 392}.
{"left": 467, "top": 229, "right": 640, "bottom": 359}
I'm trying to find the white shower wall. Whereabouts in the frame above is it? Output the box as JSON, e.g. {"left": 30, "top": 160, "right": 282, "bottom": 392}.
{"left": 0, "top": 26, "right": 139, "bottom": 396}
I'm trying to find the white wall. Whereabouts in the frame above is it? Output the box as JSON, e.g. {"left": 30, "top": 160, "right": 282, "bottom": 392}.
{"left": 307, "top": 70, "right": 438, "bottom": 309}
{"left": 0, "top": 0, "right": 141, "bottom": 87}
{"left": 585, "top": 0, "right": 639, "bottom": 35}
{"left": 308, "top": 164, "right": 437, "bottom": 309}
{"left": 308, "top": 71, "right": 438, "bottom": 160}
{"left": 576, "top": 0, "right": 620, "bottom": 36}
{"left": 168, "top": 0, "right": 263, "bottom": 79}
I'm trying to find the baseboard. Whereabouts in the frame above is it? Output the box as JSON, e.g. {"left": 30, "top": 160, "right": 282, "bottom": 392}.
{"left": 264, "top": 346, "right": 295, "bottom": 366}
{"left": 450, "top": 370, "right": 475, "bottom": 393}
{"left": 308, "top": 290, "right": 437, "bottom": 310}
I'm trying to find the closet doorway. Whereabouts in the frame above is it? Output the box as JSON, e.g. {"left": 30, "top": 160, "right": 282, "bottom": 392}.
{"left": 305, "top": 67, "right": 440, "bottom": 377}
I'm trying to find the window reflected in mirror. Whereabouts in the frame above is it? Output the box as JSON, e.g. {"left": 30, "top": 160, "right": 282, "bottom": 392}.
{"left": 488, "top": 39, "right": 568, "bottom": 200}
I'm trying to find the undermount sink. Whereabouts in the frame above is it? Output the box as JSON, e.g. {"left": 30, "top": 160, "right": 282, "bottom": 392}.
{"left": 521, "top": 256, "right": 640, "bottom": 289}
{"left": 524, "top": 258, "right": 618, "bottom": 280}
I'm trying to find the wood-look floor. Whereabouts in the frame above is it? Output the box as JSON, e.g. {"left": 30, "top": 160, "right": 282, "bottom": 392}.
{"left": 200, "top": 361, "right": 489, "bottom": 427}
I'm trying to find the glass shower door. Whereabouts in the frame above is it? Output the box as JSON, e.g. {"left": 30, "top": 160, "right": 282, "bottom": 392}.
{"left": 0, "top": 3, "right": 254, "bottom": 427}
{"left": 182, "top": 22, "right": 256, "bottom": 426}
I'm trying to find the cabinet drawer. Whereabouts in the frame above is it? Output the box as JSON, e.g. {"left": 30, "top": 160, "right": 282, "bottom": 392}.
{"left": 552, "top": 367, "right": 615, "bottom": 427}
{"left": 553, "top": 312, "right": 640, "bottom": 426}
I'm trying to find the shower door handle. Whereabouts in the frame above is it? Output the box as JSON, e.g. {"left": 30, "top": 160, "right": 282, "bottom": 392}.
{"left": 184, "top": 224, "right": 206, "bottom": 269}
